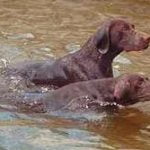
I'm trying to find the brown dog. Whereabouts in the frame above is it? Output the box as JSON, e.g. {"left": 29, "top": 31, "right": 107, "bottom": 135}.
{"left": 1, "top": 74, "right": 150, "bottom": 113}
{"left": 6, "top": 19, "right": 150, "bottom": 87}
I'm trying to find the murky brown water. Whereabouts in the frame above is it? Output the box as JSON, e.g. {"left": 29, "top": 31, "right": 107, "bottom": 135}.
{"left": 0, "top": 0, "right": 150, "bottom": 149}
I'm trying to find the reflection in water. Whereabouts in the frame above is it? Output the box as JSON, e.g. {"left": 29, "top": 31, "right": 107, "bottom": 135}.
{"left": 0, "top": 108, "right": 150, "bottom": 150}
{"left": 0, "top": 0, "right": 150, "bottom": 149}
{"left": 89, "top": 108, "right": 150, "bottom": 149}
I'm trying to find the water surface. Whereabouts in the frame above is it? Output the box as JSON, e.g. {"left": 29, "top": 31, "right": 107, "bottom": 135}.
{"left": 0, "top": 0, "right": 150, "bottom": 149}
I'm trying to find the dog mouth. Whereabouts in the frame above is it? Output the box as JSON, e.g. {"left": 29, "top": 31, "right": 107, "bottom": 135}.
{"left": 124, "top": 38, "right": 150, "bottom": 52}
{"left": 140, "top": 39, "right": 150, "bottom": 50}
{"left": 125, "top": 43, "right": 149, "bottom": 52}
{"left": 142, "top": 42, "right": 150, "bottom": 49}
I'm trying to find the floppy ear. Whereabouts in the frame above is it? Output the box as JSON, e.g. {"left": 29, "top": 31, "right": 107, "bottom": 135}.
{"left": 96, "top": 24, "right": 110, "bottom": 54}
{"left": 114, "top": 79, "right": 131, "bottom": 101}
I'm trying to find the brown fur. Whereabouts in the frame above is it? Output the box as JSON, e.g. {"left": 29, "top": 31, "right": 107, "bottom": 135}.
{"left": 6, "top": 19, "right": 150, "bottom": 87}
{"left": 1, "top": 74, "right": 149, "bottom": 113}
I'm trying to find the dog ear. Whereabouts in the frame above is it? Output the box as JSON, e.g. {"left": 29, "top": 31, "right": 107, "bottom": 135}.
{"left": 96, "top": 24, "right": 110, "bottom": 54}
{"left": 114, "top": 79, "right": 131, "bottom": 101}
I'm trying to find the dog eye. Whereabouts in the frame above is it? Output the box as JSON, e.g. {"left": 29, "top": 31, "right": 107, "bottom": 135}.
{"left": 144, "top": 77, "right": 149, "bottom": 81}
{"left": 131, "top": 24, "right": 135, "bottom": 29}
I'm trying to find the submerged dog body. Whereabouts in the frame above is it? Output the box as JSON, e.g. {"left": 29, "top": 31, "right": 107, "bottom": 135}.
{"left": 1, "top": 74, "right": 150, "bottom": 113}
{"left": 6, "top": 19, "right": 150, "bottom": 87}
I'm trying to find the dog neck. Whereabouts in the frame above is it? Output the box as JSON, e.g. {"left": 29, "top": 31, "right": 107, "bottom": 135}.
{"left": 76, "top": 36, "right": 123, "bottom": 77}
